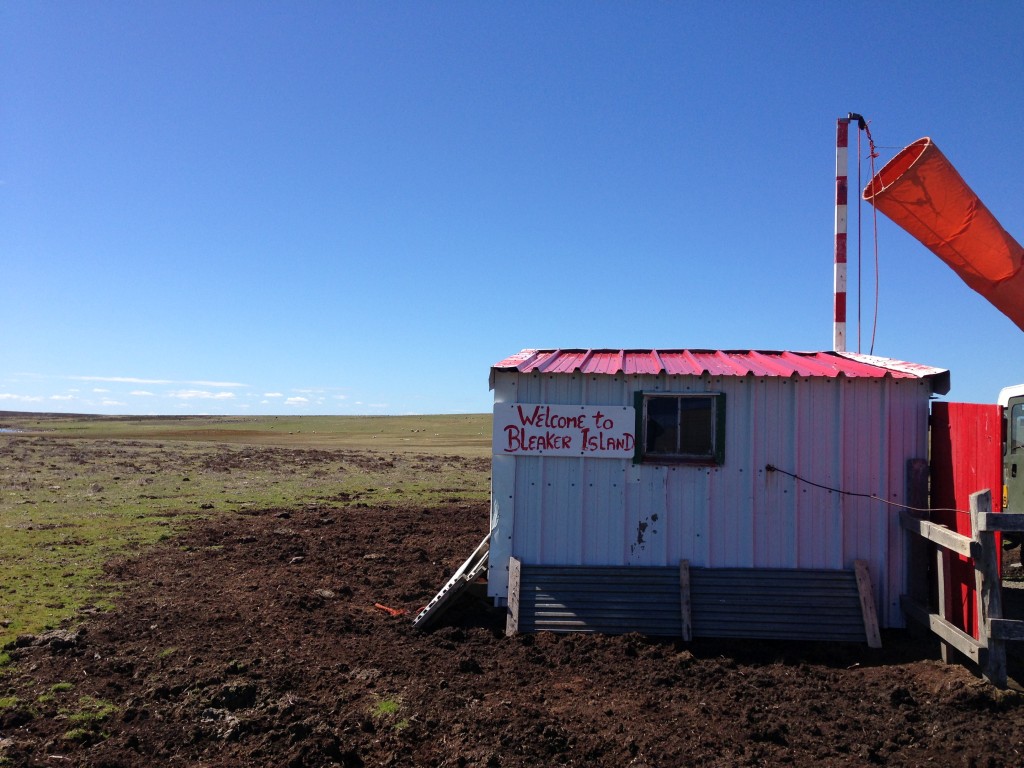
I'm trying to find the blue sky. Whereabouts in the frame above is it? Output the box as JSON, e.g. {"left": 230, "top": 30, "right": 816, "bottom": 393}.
{"left": 3, "top": 2, "right": 1023, "bottom": 415}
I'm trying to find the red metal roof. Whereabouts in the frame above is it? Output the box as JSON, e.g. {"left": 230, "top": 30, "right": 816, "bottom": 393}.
{"left": 492, "top": 349, "right": 950, "bottom": 392}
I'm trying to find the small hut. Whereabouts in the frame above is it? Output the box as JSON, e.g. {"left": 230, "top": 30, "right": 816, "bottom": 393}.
{"left": 486, "top": 348, "right": 949, "bottom": 642}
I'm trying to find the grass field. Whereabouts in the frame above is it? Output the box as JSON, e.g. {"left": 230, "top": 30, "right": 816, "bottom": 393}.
{"left": 0, "top": 411, "right": 492, "bottom": 455}
{"left": 0, "top": 412, "right": 492, "bottom": 651}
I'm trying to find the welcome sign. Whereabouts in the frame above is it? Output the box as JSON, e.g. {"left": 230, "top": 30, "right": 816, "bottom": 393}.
{"left": 493, "top": 403, "right": 635, "bottom": 458}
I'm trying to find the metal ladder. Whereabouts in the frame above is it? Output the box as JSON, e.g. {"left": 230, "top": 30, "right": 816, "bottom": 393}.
{"left": 412, "top": 531, "right": 491, "bottom": 631}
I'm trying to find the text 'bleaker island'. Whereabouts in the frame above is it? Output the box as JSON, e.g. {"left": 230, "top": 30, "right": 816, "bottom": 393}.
{"left": 500, "top": 404, "right": 635, "bottom": 454}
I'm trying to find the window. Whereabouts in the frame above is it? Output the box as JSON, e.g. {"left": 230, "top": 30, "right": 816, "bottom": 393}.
{"left": 1012, "top": 402, "right": 1024, "bottom": 453}
{"left": 634, "top": 392, "right": 725, "bottom": 464}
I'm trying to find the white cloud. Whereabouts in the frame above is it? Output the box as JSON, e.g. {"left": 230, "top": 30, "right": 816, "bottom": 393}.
{"left": 92, "top": 388, "right": 110, "bottom": 394}
{"left": 72, "top": 376, "right": 173, "bottom": 385}
{"left": 169, "top": 390, "right": 236, "bottom": 400}
{"left": 68, "top": 375, "right": 246, "bottom": 388}
{"left": 263, "top": 392, "right": 283, "bottom": 398}
{"left": 285, "top": 396, "right": 309, "bottom": 406}
{"left": 129, "top": 390, "right": 154, "bottom": 397}
{"left": 0, "top": 393, "right": 44, "bottom": 402}
{"left": 49, "top": 395, "right": 75, "bottom": 401}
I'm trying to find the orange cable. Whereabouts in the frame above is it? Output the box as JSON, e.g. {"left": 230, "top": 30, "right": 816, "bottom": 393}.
{"left": 862, "top": 121, "right": 881, "bottom": 355}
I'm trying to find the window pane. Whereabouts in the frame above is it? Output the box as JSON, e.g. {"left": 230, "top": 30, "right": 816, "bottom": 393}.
{"left": 646, "top": 398, "right": 678, "bottom": 454}
{"left": 679, "top": 398, "right": 713, "bottom": 456}
{"left": 1013, "top": 403, "right": 1024, "bottom": 452}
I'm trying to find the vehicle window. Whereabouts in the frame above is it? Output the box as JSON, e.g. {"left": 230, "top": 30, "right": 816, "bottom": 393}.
{"left": 1014, "top": 403, "right": 1024, "bottom": 452}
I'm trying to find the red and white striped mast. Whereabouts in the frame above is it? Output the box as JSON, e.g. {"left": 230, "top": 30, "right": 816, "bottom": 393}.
{"left": 834, "top": 112, "right": 866, "bottom": 353}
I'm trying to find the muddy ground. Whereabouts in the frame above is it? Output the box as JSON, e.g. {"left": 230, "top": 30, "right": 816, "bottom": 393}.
{"left": 4, "top": 476, "right": 1024, "bottom": 765}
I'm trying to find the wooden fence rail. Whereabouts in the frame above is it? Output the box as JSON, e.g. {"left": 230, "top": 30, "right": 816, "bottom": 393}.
{"left": 900, "top": 489, "right": 1024, "bottom": 688}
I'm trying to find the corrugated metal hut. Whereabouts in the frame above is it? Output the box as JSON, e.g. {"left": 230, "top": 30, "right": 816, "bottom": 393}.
{"left": 488, "top": 348, "right": 950, "bottom": 639}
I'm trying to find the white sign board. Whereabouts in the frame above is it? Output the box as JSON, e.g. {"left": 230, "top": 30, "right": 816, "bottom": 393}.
{"left": 493, "top": 403, "right": 636, "bottom": 458}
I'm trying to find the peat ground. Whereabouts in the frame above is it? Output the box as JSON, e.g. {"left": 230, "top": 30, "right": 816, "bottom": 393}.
{"left": 3, "top": 490, "right": 1024, "bottom": 766}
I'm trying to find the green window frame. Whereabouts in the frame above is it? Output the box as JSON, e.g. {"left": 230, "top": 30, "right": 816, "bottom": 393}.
{"left": 633, "top": 392, "right": 726, "bottom": 465}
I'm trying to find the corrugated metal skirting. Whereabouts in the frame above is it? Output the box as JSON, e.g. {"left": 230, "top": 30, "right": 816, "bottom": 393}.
{"left": 510, "top": 564, "right": 684, "bottom": 636}
{"left": 507, "top": 562, "right": 871, "bottom": 643}
{"left": 690, "top": 567, "right": 866, "bottom": 641}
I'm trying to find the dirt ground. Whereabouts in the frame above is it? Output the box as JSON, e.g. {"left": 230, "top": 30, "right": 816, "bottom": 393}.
{"left": 4, "top": 479, "right": 1024, "bottom": 765}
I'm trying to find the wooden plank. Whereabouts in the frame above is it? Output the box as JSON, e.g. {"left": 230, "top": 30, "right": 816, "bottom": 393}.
{"left": 900, "top": 510, "right": 975, "bottom": 558}
{"left": 505, "top": 556, "right": 522, "bottom": 637}
{"left": 854, "top": 560, "right": 882, "bottom": 648}
{"left": 901, "top": 595, "right": 982, "bottom": 664}
{"left": 971, "top": 491, "right": 1007, "bottom": 688}
{"left": 989, "top": 618, "right": 1024, "bottom": 642}
{"left": 679, "top": 560, "right": 692, "bottom": 642}
{"left": 905, "top": 459, "right": 931, "bottom": 607}
{"left": 935, "top": 537, "right": 953, "bottom": 664}
{"left": 975, "top": 512, "right": 1024, "bottom": 533}
{"left": 905, "top": 458, "right": 929, "bottom": 510}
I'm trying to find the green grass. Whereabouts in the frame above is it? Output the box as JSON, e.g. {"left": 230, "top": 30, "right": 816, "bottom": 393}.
{"left": 370, "top": 696, "right": 411, "bottom": 731}
{"left": 65, "top": 695, "right": 118, "bottom": 724}
{"left": 58, "top": 695, "right": 122, "bottom": 742}
{"left": 0, "top": 413, "right": 492, "bottom": 457}
{"left": 61, "top": 727, "right": 96, "bottom": 743}
{"left": 60, "top": 696, "right": 116, "bottom": 741}
{"left": 0, "top": 413, "right": 492, "bottom": 651}
{"left": 371, "top": 697, "right": 401, "bottom": 718}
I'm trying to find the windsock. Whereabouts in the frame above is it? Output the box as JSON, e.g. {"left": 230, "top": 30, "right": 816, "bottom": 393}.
{"left": 863, "top": 137, "right": 1024, "bottom": 332}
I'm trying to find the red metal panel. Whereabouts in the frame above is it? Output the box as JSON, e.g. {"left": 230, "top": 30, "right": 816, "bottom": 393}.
{"left": 930, "top": 402, "right": 1003, "bottom": 639}
{"left": 539, "top": 351, "right": 583, "bottom": 375}
{"left": 778, "top": 350, "right": 844, "bottom": 377}
{"left": 696, "top": 350, "right": 761, "bottom": 377}
{"left": 626, "top": 350, "right": 663, "bottom": 376}
{"left": 491, "top": 349, "right": 949, "bottom": 390}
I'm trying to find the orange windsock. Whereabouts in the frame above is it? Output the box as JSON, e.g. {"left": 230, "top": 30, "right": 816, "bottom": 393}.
{"left": 863, "top": 137, "right": 1024, "bottom": 331}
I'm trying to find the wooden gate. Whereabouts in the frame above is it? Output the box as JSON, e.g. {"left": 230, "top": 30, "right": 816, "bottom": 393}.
{"left": 901, "top": 490, "right": 1024, "bottom": 687}
{"left": 904, "top": 402, "right": 1024, "bottom": 687}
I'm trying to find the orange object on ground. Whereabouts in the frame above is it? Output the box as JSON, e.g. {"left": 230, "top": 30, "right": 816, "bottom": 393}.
{"left": 374, "top": 603, "right": 407, "bottom": 617}
{"left": 863, "top": 137, "right": 1024, "bottom": 331}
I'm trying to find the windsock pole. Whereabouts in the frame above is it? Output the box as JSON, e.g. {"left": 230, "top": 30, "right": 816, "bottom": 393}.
{"left": 834, "top": 117, "right": 850, "bottom": 352}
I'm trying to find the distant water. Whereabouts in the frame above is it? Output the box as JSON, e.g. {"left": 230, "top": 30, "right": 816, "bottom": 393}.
{"left": 0, "top": 428, "right": 23, "bottom": 433}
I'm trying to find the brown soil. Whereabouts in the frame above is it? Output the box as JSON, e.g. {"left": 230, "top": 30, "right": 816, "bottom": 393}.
{"left": 4, "top": 497, "right": 1024, "bottom": 766}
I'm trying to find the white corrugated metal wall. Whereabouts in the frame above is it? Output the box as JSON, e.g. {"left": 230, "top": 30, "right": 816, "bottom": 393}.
{"left": 488, "top": 371, "right": 933, "bottom": 627}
